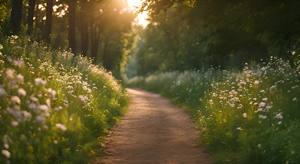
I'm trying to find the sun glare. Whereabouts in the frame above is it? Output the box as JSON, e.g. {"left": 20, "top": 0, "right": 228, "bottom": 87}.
{"left": 127, "top": 0, "right": 149, "bottom": 28}
{"left": 127, "top": 0, "right": 143, "bottom": 10}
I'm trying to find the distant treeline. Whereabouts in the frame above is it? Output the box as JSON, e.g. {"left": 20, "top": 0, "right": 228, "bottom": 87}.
{"left": 130, "top": 0, "right": 300, "bottom": 76}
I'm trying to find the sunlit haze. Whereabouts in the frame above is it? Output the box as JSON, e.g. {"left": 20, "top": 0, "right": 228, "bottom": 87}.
{"left": 127, "top": 0, "right": 149, "bottom": 28}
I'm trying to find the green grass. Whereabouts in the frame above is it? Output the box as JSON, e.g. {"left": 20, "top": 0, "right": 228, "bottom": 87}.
{"left": 0, "top": 36, "right": 128, "bottom": 163}
{"left": 127, "top": 57, "right": 300, "bottom": 163}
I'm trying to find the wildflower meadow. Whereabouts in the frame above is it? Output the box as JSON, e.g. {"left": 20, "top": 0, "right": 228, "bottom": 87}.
{"left": 127, "top": 57, "right": 300, "bottom": 163}
{"left": 0, "top": 36, "right": 127, "bottom": 163}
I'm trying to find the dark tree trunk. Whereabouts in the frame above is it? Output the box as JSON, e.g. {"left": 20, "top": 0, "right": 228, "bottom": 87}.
{"left": 44, "top": 0, "right": 53, "bottom": 43}
{"left": 91, "top": 23, "right": 100, "bottom": 62}
{"left": 79, "top": 0, "right": 89, "bottom": 55}
{"left": 27, "top": 0, "right": 36, "bottom": 35}
{"left": 102, "top": 36, "right": 113, "bottom": 70}
{"left": 10, "top": 0, "right": 23, "bottom": 34}
{"left": 68, "top": 0, "right": 76, "bottom": 53}
{"left": 80, "top": 22, "right": 89, "bottom": 55}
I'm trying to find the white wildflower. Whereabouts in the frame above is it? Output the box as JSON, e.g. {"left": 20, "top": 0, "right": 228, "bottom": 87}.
{"left": 292, "top": 97, "right": 297, "bottom": 102}
{"left": 54, "top": 106, "right": 63, "bottom": 111}
{"left": 34, "top": 78, "right": 46, "bottom": 86}
{"left": 28, "top": 103, "right": 37, "bottom": 111}
{"left": 7, "top": 107, "right": 21, "bottom": 121}
{"left": 38, "top": 105, "right": 49, "bottom": 113}
{"left": 259, "top": 115, "right": 267, "bottom": 119}
{"left": 274, "top": 112, "right": 283, "bottom": 120}
{"left": 239, "top": 81, "right": 246, "bottom": 85}
{"left": 291, "top": 85, "right": 299, "bottom": 89}
{"left": 30, "top": 95, "right": 39, "bottom": 102}
{"left": 1, "top": 149, "right": 10, "bottom": 159}
{"left": 11, "top": 121, "right": 19, "bottom": 127}
{"left": 16, "top": 74, "right": 24, "bottom": 83}
{"left": 18, "top": 88, "right": 26, "bottom": 97}
{"left": 262, "top": 98, "right": 268, "bottom": 102}
{"left": 78, "top": 95, "right": 88, "bottom": 103}
{"left": 269, "top": 85, "right": 277, "bottom": 93}
{"left": 237, "top": 104, "right": 243, "bottom": 109}
{"left": 229, "top": 90, "right": 238, "bottom": 95}
{"left": 242, "top": 113, "right": 247, "bottom": 118}
{"left": 46, "top": 98, "right": 51, "bottom": 107}
{"left": 266, "top": 105, "right": 272, "bottom": 110}
{"left": 13, "top": 60, "right": 24, "bottom": 68}
{"left": 236, "top": 127, "right": 243, "bottom": 131}
{"left": 56, "top": 123, "right": 67, "bottom": 131}
{"left": 36, "top": 115, "right": 45, "bottom": 123}
{"left": 22, "top": 111, "right": 32, "bottom": 121}
{"left": 228, "top": 102, "right": 235, "bottom": 108}
{"left": 47, "top": 88, "right": 56, "bottom": 99}
{"left": 0, "top": 87, "right": 6, "bottom": 96}
{"left": 254, "top": 80, "right": 260, "bottom": 85}
{"left": 5, "top": 69, "right": 15, "bottom": 79}
{"left": 11, "top": 35, "right": 18, "bottom": 39}
{"left": 11, "top": 96, "right": 21, "bottom": 104}
{"left": 258, "top": 102, "right": 266, "bottom": 108}
{"left": 0, "top": 44, "right": 3, "bottom": 50}
{"left": 4, "top": 144, "right": 9, "bottom": 149}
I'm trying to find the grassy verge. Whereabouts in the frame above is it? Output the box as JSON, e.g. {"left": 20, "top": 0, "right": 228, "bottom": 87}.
{"left": 127, "top": 57, "right": 300, "bottom": 163}
{"left": 0, "top": 36, "right": 127, "bottom": 163}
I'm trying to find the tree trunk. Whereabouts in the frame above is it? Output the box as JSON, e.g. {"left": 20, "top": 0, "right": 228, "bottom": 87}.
{"left": 102, "top": 36, "right": 113, "bottom": 70}
{"left": 10, "top": 0, "right": 23, "bottom": 34}
{"left": 81, "top": 23, "right": 89, "bottom": 55}
{"left": 27, "top": 0, "right": 36, "bottom": 35}
{"left": 80, "top": 1, "right": 89, "bottom": 56}
{"left": 91, "top": 23, "right": 100, "bottom": 63}
{"left": 44, "top": 0, "right": 53, "bottom": 43}
{"left": 68, "top": 0, "right": 76, "bottom": 53}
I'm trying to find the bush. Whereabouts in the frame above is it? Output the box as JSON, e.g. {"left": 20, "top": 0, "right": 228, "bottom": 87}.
{"left": 0, "top": 36, "right": 127, "bottom": 163}
{"left": 127, "top": 57, "right": 300, "bottom": 163}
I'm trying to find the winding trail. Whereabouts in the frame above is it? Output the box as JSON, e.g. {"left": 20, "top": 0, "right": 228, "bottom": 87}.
{"left": 96, "top": 89, "right": 212, "bottom": 164}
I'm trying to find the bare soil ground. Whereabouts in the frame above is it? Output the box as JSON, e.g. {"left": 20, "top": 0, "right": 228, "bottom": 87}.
{"left": 95, "top": 89, "right": 212, "bottom": 164}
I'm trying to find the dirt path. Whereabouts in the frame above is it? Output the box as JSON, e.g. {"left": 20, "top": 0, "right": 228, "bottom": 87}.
{"left": 95, "top": 89, "right": 212, "bottom": 164}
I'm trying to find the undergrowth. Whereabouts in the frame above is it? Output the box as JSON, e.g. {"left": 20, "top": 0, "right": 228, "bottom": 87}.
{"left": 127, "top": 57, "right": 300, "bottom": 163}
{"left": 0, "top": 36, "right": 127, "bottom": 163}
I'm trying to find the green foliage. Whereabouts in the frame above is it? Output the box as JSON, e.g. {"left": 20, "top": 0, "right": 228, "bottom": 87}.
{"left": 127, "top": 57, "right": 300, "bottom": 163}
{"left": 131, "top": 0, "right": 300, "bottom": 75}
{"left": 2, "top": 0, "right": 134, "bottom": 77}
{"left": 0, "top": 36, "right": 127, "bottom": 163}
{"left": 0, "top": 1, "right": 9, "bottom": 35}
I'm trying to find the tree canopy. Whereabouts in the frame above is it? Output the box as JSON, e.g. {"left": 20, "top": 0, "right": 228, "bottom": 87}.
{"left": 128, "top": 0, "right": 300, "bottom": 76}
{"left": 1, "top": 0, "right": 135, "bottom": 77}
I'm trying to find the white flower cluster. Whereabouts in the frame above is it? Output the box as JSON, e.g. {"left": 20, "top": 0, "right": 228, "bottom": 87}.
{"left": 205, "top": 58, "right": 299, "bottom": 131}
{"left": 0, "top": 36, "right": 127, "bottom": 163}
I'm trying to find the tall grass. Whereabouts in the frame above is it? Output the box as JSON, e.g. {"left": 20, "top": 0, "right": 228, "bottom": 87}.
{"left": 0, "top": 36, "right": 127, "bottom": 163}
{"left": 127, "top": 57, "right": 300, "bottom": 163}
